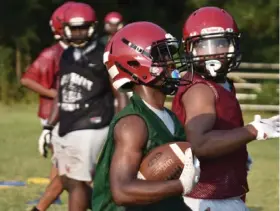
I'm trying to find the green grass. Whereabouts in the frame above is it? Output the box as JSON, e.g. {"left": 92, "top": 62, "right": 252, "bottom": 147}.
{"left": 0, "top": 104, "right": 278, "bottom": 210}
{"left": 0, "top": 104, "right": 68, "bottom": 211}
{"left": 243, "top": 112, "right": 279, "bottom": 211}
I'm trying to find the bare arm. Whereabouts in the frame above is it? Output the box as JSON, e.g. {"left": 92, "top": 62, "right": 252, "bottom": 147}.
{"left": 182, "top": 83, "right": 257, "bottom": 158}
{"left": 47, "top": 94, "right": 59, "bottom": 126}
{"left": 110, "top": 115, "right": 183, "bottom": 206}
{"left": 21, "top": 78, "right": 57, "bottom": 98}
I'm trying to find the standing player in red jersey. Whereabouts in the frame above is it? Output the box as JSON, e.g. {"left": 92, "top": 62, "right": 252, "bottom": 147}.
{"left": 21, "top": 1, "right": 74, "bottom": 157}
{"left": 100, "top": 11, "right": 124, "bottom": 46}
{"left": 172, "top": 7, "right": 280, "bottom": 211}
{"left": 21, "top": 2, "right": 75, "bottom": 211}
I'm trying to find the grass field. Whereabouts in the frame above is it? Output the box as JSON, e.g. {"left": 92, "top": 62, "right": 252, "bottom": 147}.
{"left": 0, "top": 103, "right": 278, "bottom": 211}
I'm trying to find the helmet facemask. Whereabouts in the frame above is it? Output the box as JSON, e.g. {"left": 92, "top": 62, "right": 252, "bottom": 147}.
{"left": 185, "top": 32, "right": 241, "bottom": 81}
{"left": 118, "top": 36, "right": 191, "bottom": 95}
{"left": 148, "top": 38, "right": 191, "bottom": 95}
{"left": 64, "top": 21, "right": 96, "bottom": 47}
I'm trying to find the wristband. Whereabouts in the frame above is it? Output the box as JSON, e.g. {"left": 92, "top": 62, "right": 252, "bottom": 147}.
{"left": 43, "top": 124, "right": 54, "bottom": 131}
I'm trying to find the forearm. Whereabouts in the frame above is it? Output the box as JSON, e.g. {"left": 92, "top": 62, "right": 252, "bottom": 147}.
{"left": 47, "top": 97, "right": 59, "bottom": 126}
{"left": 193, "top": 125, "right": 257, "bottom": 158}
{"left": 113, "top": 179, "right": 183, "bottom": 205}
{"left": 21, "top": 78, "right": 55, "bottom": 98}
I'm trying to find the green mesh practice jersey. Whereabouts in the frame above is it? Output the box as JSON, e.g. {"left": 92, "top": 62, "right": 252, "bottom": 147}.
{"left": 92, "top": 94, "right": 189, "bottom": 211}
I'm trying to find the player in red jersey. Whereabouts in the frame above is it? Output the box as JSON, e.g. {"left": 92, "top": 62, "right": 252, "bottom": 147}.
{"left": 21, "top": 2, "right": 75, "bottom": 211}
{"left": 172, "top": 7, "right": 280, "bottom": 211}
{"left": 21, "top": 1, "right": 74, "bottom": 156}
{"left": 100, "top": 11, "right": 124, "bottom": 46}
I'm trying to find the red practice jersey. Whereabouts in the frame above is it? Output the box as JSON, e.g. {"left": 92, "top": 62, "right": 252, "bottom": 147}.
{"left": 22, "top": 42, "right": 66, "bottom": 119}
{"left": 172, "top": 73, "right": 249, "bottom": 199}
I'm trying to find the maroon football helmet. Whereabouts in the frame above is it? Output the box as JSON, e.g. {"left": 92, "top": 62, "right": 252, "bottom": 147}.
{"left": 183, "top": 7, "right": 241, "bottom": 80}
{"left": 104, "top": 11, "right": 124, "bottom": 35}
{"left": 62, "top": 2, "right": 97, "bottom": 47}
{"left": 49, "top": 1, "right": 75, "bottom": 40}
{"left": 104, "top": 22, "right": 189, "bottom": 95}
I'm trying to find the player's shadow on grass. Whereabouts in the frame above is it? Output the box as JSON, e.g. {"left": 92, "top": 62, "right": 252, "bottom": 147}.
{"left": 248, "top": 206, "right": 263, "bottom": 211}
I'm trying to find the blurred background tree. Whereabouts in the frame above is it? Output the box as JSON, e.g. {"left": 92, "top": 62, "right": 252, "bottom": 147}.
{"left": 0, "top": 0, "right": 278, "bottom": 102}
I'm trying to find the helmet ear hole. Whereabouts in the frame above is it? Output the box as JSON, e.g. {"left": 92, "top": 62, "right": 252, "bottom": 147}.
{"left": 127, "top": 60, "right": 140, "bottom": 68}
{"left": 121, "top": 82, "right": 134, "bottom": 90}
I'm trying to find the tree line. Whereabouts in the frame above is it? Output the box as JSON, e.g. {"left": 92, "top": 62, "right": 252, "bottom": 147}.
{"left": 0, "top": 0, "right": 278, "bottom": 103}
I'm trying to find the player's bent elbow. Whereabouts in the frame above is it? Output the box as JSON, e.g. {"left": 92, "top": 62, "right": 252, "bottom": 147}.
{"left": 111, "top": 185, "right": 139, "bottom": 206}
{"left": 191, "top": 144, "right": 217, "bottom": 158}
{"left": 191, "top": 144, "right": 209, "bottom": 158}
{"left": 20, "top": 78, "right": 28, "bottom": 86}
{"left": 112, "top": 196, "right": 121, "bottom": 206}
{"left": 112, "top": 196, "right": 127, "bottom": 206}
{"left": 111, "top": 186, "right": 130, "bottom": 206}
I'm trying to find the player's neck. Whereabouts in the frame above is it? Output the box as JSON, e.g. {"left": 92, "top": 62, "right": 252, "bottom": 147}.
{"left": 134, "top": 86, "right": 166, "bottom": 110}
{"left": 207, "top": 75, "right": 227, "bottom": 84}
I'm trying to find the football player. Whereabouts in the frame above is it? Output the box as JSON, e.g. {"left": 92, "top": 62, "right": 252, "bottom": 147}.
{"left": 43, "top": 3, "right": 128, "bottom": 210}
{"left": 92, "top": 21, "right": 200, "bottom": 211}
{"left": 172, "top": 6, "right": 280, "bottom": 211}
{"left": 21, "top": 1, "right": 72, "bottom": 142}
{"left": 100, "top": 11, "right": 124, "bottom": 45}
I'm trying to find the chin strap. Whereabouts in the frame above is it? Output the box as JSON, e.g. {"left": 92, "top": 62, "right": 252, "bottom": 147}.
{"left": 155, "top": 84, "right": 178, "bottom": 95}
{"left": 147, "top": 76, "right": 179, "bottom": 96}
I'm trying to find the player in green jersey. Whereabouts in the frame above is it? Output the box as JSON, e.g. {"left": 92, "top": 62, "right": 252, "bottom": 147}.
{"left": 92, "top": 21, "right": 201, "bottom": 211}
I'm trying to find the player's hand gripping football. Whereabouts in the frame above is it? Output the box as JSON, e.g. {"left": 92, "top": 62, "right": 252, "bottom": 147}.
{"left": 179, "top": 148, "right": 200, "bottom": 195}
{"left": 249, "top": 114, "right": 280, "bottom": 140}
{"left": 38, "top": 125, "right": 54, "bottom": 158}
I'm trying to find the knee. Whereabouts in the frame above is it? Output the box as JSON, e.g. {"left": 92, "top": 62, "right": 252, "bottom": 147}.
{"left": 61, "top": 176, "right": 84, "bottom": 193}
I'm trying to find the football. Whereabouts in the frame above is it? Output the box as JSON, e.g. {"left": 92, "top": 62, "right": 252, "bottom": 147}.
{"left": 137, "top": 142, "right": 191, "bottom": 181}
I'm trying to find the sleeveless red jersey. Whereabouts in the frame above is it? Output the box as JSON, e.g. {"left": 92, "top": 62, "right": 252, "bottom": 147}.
{"left": 22, "top": 43, "right": 65, "bottom": 119}
{"left": 172, "top": 73, "right": 248, "bottom": 199}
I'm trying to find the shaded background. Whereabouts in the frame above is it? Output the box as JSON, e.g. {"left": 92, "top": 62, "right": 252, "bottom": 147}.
{"left": 0, "top": 0, "right": 278, "bottom": 103}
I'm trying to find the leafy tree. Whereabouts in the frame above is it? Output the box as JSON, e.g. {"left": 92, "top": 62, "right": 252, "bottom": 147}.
{"left": 0, "top": 0, "right": 277, "bottom": 102}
